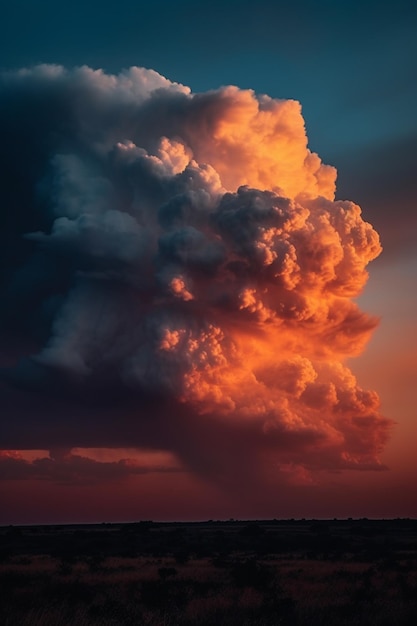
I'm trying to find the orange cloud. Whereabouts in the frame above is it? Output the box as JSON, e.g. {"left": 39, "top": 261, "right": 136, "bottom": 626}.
{"left": 182, "top": 87, "right": 337, "bottom": 200}
{"left": 0, "top": 65, "right": 391, "bottom": 493}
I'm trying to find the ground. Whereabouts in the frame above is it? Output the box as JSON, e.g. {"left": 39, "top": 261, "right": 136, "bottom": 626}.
{"left": 1, "top": 519, "right": 417, "bottom": 625}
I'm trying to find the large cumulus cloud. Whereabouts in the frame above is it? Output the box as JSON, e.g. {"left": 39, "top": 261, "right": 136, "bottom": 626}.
{"left": 0, "top": 65, "right": 391, "bottom": 487}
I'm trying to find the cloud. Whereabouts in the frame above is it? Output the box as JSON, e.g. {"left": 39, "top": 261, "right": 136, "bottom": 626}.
{"left": 0, "top": 65, "right": 391, "bottom": 490}
{"left": 0, "top": 449, "right": 182, "bottom": 485}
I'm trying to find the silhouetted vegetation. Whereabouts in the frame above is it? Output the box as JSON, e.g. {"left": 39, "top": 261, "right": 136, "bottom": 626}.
{"left": 1, "top": 518, "right": 417, "bottom": 624}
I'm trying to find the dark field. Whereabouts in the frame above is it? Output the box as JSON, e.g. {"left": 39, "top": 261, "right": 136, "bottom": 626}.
{"left": 1, "top": 518, "right": 417, "bottom": 625}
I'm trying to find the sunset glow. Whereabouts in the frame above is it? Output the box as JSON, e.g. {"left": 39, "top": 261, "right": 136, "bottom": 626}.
{"left": 1, "top": 0, "right": 416, "bottom": 524}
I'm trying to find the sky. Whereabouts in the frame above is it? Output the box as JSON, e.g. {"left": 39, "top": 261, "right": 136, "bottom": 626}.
{"left": 0, "top": 0, "right": 416, "bottom": 524}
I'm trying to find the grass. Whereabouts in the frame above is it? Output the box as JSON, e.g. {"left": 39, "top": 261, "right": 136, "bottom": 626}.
{"left": 1, "top": 519, "right": 417, "bottom": 625}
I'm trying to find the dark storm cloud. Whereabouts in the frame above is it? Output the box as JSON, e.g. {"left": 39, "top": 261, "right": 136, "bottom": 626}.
{"left": 0, "top": 65, "right": 391, "bottom": 488}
